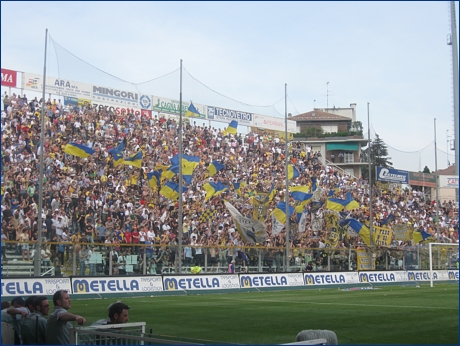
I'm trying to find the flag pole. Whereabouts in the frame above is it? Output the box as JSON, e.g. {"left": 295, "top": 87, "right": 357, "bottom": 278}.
{"left": 178, "top": 59, "right": 183, "bottom": 274}
{"left": 34, "top": 28, "right": 48, "bottom": 277}
{"left": 367, "top": 102, "right": 374, "bottom": 269}
{"left": 284, "top": 83, "right": 290, "bottom": 272}
{"left": 434, "top": 118, "right": 440, "bottom": 241}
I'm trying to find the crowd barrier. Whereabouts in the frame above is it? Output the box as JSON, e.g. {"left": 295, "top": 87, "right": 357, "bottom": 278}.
{"left": 1, "top": 270, "right": 458, "bottom": 298}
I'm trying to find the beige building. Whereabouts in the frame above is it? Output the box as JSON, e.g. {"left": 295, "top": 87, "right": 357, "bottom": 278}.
{"left": 289, "top": 108, "right": 368, "bottom": 178}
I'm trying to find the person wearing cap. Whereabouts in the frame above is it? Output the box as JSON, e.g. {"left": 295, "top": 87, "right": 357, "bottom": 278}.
{"left": 46, "top": 290, "right": 86, "bottom": 345}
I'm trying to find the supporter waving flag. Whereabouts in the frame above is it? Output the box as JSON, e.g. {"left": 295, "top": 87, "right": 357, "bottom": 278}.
{"left": 107, "top": 141, "right": 125, "bottom": 167}
{"left": 160, "top": 181, "right": 188, "bottom": 200}
{"left": 287, "top": 164, "right": 300, "bottom": 180}
{"left": 184, "top": 102, "right": 200, "bottom": 117}
{"left": 147, "top": 171, "right": 161, "bottom": 190}
{"left": 273, "top": 201, "right": 294, "bottom": 224}
{"left": 203, "top": 181, "right": 229, "bottom": 201}
{"left": 339, "top": 218, "right": 371, "bottom": 246}
{"left": 223, "top": 120, "right": 238, "bottom": 135}
{"left": 170, "top": 153, "right": 200, "bottom": 167}
{"left": 120, "top": 150, "right": 143, "bottom": 168}
{"left": 207, "top": 161, "right": 225, "bottom": 177}
{"left": 64, "top": 142, "right": 95, "bottom": 158}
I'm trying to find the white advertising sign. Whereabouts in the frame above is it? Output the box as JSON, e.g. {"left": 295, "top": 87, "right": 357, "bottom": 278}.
{"left": 152, "top": 96, "right": 206, "bottom": 118}
{"left": 1, "top": 277, "right": 72, "bottom": 297}
{"left": 240, "top": 273, "right": 304, "bottom": 288}
{"left": 253, "top": 113, "right": 297, "bottom": 133}
{"left": 439, "top": 176, "right": 459, "bottom": 189}
{"left": 207, "top": 105, "right": 252, "bottom": 125}
{"left": 22, "top": 72, "right": 92, "bottom": 99}
{"left": 163, "top": 274, "right": 240, "bottom": 291}
{"left": 71, "top": 276, "right": 163, "bottom": 294}
{"left": 304, "top": 272, "right": 359, "bottom": 285}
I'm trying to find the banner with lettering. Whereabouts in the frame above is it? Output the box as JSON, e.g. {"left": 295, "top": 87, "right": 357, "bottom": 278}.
{"left": 152, "top": 96, "right": 206, "bottom": 118}
{"left": 356, "top": 249, "right": 375, "bottom": 270}
{"left": 373, "top": 226, "right": 393, "bottom": 247}
{"left": 392, "top": 224, "right": 408, "bottom": 241}
{"left": 325, "top": 210, "right": 340, "bottom": 248}
{"left": 1, "top": 68, "right": 18, "bottom": 87}
{"left": 22, "top": 72, "right": 92, "bottom": 99}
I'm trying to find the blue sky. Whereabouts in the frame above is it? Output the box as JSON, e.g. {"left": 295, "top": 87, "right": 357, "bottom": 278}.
{"left": 1, "top": 1, "right": 458, "bottom": 171}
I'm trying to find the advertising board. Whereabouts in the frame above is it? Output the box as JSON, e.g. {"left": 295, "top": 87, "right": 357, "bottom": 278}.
{"left": 22, "top": 72, "right": 92, "bottom": 99}
{"left": 163, "top": 274, "right": 240, "bottom": 291}
{"left": 1, "top": 278, "right": 72, "bottom": 297}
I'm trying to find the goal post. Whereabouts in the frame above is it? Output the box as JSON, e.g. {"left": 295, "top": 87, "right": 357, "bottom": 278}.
{"left": 429, "top": 243, "right": 459, "bottom": 287}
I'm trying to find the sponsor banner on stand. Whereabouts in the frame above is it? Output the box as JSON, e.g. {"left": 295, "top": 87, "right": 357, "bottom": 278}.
{"left": 152, "top": 96, "right": 206, "bottom": 118}
{"left": 22, "top": 72, "right": 92, "bottom": 99}
{"left": 1, "top": 278, "right": 72, "bottom": 297}
{"left": 408, "top": 171, "right": 437, "bottom": 188}
{"left": 439, "top": 176, "right": 459, "bottom": 189}
{"left": 1, "top": 68, "right": 18, "bottom": 87}
{"left": 92, "top": 84, "right": 142, "bottom": 108}
{"left": 71, "top": 276, "right": 163, "bottom": 294}
{"left": 239, "top": 273, "right": 302, "bottom": 288}
{"left": 163, "top": 275, "right": 240, "bottom": 291}
{"left": 358, "top": 271, "right": 403, "bottom": 283}
{"left": 92, "top": 101, "right": 152, "bottom": 118}
{"left": 405, "top": 270, "right": 447, "bottom": 282}
{"left": 304, "top": 272, "right": 359, "bottom": 285}
{"left": 376, "top": 167, "right": 409, "bottom": 184}
{"left": 207, "top": 106, "right": 252, "bottom": 125}
{"left": 253, "top": 113, "right": 297, "bottom": 133}
{"left": 447, "top": 270, "right": 459, "bottom": 281}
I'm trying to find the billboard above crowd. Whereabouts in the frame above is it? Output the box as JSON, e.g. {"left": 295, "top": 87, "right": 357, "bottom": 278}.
{"left": 439, "top": 176, "right": 458, "bottom": 189}
{"left": 376, "top": 167, "right": 409, "bottom": 184}
{"left": 408, "top": 171, "right": 437, "bottom": 188}
{"left": 152, "top": 96, "right": 206, "bottom": 119}
{"left": 253, "top": 113, "right": 297, "bottom": 133}
{"left": 1, "top": 68, "right": 17, "bottom": 87}
{"left": 207, "top": 105, "right": 252, "bottom": 126}
{"left": 22, "top": 72, "right": 92, "bottom": 99}
{"left": 5, "top": 68, "right": 301, "bottom": 134}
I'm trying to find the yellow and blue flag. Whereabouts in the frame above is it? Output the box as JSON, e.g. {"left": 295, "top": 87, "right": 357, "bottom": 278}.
{"left": 120, "top": 150, "right": 143, "bottom": 168}
{"left": 64, "top": 142, "right": 95, "bottom": 158}
{"left": 287, "top": 164, "right": 300, "bottom": 180}
{"left": 170, "top": 154, "right": 200, "bottom": 167}
{"left": 273, "top": 202, "right": 294, "bottom": 224}
{"left": 232, "top": 181, "right": 246, "bottom": 196}
{"left": 290, "top": 186, "right": 313, "bottom": 203}
{"left": 295, "top": 204, "right": 305, "bottom": 224}
{"left": 155, "top": 164, "right": 170, "bottom": 173}
{"left": 339, "top": 218, "right": 371, "bottom": 246}
{"left": 107, "top": 142, "right": 125, "bottom": 167}
{"left": 381, "top": 213, "right": 395, "bottom": 225}
{"left": 412, "top": 230, "right": 433, "bottom": 244}
{"left": 207, "top": 161, "right": 225, "bottom": 176}
{"left": 203, "top": 181, "right": 229, "bottom": 201}
{"left": 161, "top": 166, "right": 176, "bottom": 180}
{"left": 160, "top": 181, "right": 188, "bottom": 200}
{"left": 185, "top": 102, "right": 200, "bottom": 117}
{"left": 326, "top": 193, "right": 359, "bottom": 211}
{"left": 223, "top": 120, "right": 238, "bottom": 135}
{"left": 147, "top": 171, "right": 161, "bottom": 190}
{"left": 268, "top": 182, "right": 277, "bottom": 202}
{"left": 328, "top": 184, "right": 340, "bottom": 197}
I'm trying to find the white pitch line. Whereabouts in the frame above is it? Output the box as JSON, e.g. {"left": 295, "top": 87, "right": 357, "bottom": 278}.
{"left": 209, "top": 297, "right": 458, "bottom": 310}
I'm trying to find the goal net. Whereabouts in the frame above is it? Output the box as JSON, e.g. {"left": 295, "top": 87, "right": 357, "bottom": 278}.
{"left": 428, "top": 243, "right": 459, "bottom": 287}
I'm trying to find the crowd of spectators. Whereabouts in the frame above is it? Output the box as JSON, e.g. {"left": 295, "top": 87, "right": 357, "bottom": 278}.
{"left": 1, "top": 92, "right": 458, "bottom": 273}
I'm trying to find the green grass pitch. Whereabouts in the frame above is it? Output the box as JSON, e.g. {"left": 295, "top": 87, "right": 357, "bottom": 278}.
{"left": 69, "top": 284, "right": 458, "bottom": 344}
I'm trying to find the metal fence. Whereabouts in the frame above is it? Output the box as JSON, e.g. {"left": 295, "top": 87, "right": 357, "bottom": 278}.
{"left": 2, "top": 240, "right": 457, "bottom": 277}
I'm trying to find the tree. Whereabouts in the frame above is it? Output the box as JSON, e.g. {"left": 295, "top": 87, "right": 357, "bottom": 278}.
{"left": 304, "top": 126, "right": 324, "bottom": 138}
{"left": 361, "top": 134, "right": 393, "bottom": 182}
{"left": 422, "top": 166, "right": 431, "bottom": 173}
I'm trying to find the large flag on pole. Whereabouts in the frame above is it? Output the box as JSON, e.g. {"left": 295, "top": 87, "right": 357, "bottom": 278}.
{"left": 224, "top": 201, "right": 266, "bottom": 244}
